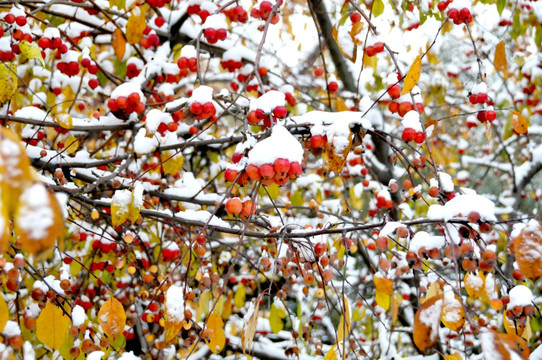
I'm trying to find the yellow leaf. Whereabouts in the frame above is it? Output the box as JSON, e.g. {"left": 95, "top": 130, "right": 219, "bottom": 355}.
{"left": 441, "top": 294, "right": 465, "bottom": 332}
{"left": 98, "top": 297, "right": 126, "bottom": 339}
{"left": 425, "top": 281, "right": 443, "bottom": 302}
{"left": 63, "top": 135, "right": 79, "bottom": 155}
{"left": 36, "top": 301, "right": 71, "bottom": 350}
{"left": 413, "top": 294, "right": 443, "bottom": 353}
{"left": 129, "top": 184, "right": 143, "bottom": 224}
{"left": 512, "top": 224, "right": 542, "bottom": 279}
{"left": 112, "top": 28, "right": 126, "bottom": 60}
{"left": 197, "top": 290, "right": 211, "bottom": 321}
{"left": 164, "top": 286, "right": 184, "bottom": 344}
{"left": 375, "top": 289, "right": 390, "bottom": 311}
{"left": 335, "top": 97, "right": 349, "bottom": 112}
{"left": 0, "top": 294, "right": 9, "bottom": 331}
{"left": 464, "top": 272, "right": 485, "bottom": 299}
{"left": 15, "top": 184, "right": 64, "bottom": 257}
{"left": 111, "top": 189, "right": 131, "bottom": 227}
{"left": 401, "top": 55, "right": 422, "bottom": 95}
{"left": 55, "top": 113, "right": 73, "bottom": 130}
{"left": 206, "top": 312, "right": 225, "bottom": 354}
{"left": 324, "top": 344, "right": 338, "bottom": 360}
{"left": 336, "top": 295, "right": 351, "bottom": 342}
{"left": 234, "top": 284, "right": 245, "bottom": 309}
{"left": 126, "top": 12, "right": 147, "bottom": 45}
{"left": 391, "top": 293, "right": 402, "bottom": 323}
{"left": 494, "top": 40, "right": 507, "bottom": 73}
{"left": 269, "top": 300, "right": 286, "bottom": 334}
{"left": 350, "top": 21, "right": 363, "bottom": 37}
{"left": 0, "top": 63, "right": 18, "bottom": 104}
{"left": 241, "top": 298, "right": 260, "bottom": 352}
{"left": 19, "top": 40, "right": 45, "bottom": 66}
{"left": 161, "top": 152, "right": 184, "bottom": 176}
{"left": 374, "top": 275, "right": 393, "bottom": 295}
{"left": 512, "top": 111, "right": 528, "bottom": 135}
{"left": 324, "top": 131, "right": 352, "bottom": 174}
{"left": 444, "top": 352, "right": 463, "bottom": 360}
{"left": 0, "top": 201, "right": 10, "bottom": 254}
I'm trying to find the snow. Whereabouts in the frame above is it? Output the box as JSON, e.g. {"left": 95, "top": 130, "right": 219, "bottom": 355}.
{"left": 418, "top": 299, "right": 443, "bottom": 341}
{"left": 409, "top": 231, "right": 444, "bottom": 253}
{"left": 145, "top": 109, "right": 173, "bottom": 134}
{"left": 190, "top": 85, "right": 214, "bottom": 104}
{"left": 401, "top": 111, "right": 422, "bottom": 131}
{"left": 2, "top": 321, "right": 21, "bottom": 337}
{"left": 427, "top": 194, "right": 496, "bottom": 221}
{"left": 72, "top": 305, "right": 87, "bottom": 327}
{"left": 180, "top": 45, "right": 197, "bottom": 58}
{"left": 16, "top": 183, "right": 54, "bottom": 241}
{"left": 247, "top": 125, "right": 303, "bottom": 166}
{"left": 174, "top": 209, "right": 231, "bottom": 228}
{"left": 249, "top": 90, "right": 286, "bottom": 113}
{"left": 23, "top": 342, "right": 35, "bottom": 360}
{"left": 202, "top": 14, "right": 228, "bottom": 30}
{"left": 378, "top": 222, "right": 403, "bottom": 238}
{"left": 14, "top": 106, "right": 51, "bottom": 122}
{"left": 438, "top": 172, "right": 454, "bottom": 193}
{"left": 165, "top": 285, "right": 185, "bottom": 322}
{"left": 507, "top": 285, "right": 533, "bottom": 309}
{"left": 471, "top": 82, "right": 487, "bottom": 95}
{"left": 118, "top": 351, "right": 141, "bottom": 360}
{"left": 112, "top": 189, "right": 132, "bottom": 208}
{"left": 133, "top": 182, "right": 144, "bottom": 209}
{"left": 87, "top": 351, "right": 105, "bottom": 360}
{"left": 134, "top": 128, "right": 159, "bottom": 155}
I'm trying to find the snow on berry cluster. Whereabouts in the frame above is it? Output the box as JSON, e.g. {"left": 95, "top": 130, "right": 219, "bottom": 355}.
{"left": 386, "top": 73, "right": 424, "bottom": 117}
{"left": 221, "top": 48, "right": 244, "bottom": 72}
{"left": 176, "top": 45, "right": 198, "bottom": 77}
{"left": 187, "top": 1, "right": 217, "bottom": 23}
{"left": 107, "top": 83, "right": 146, "bottom": 120}
{"left": 188, "top": 86, "right": 217, "bottom": 121}
{"left": 401, "top": 111, "right": 426, "bottom": 144}
{"left": 202, "top": 14, "right": 228, "bottom": 44}
{"left": 469, "top": 82, "right": 496, "bottom": 123}
{"left": 250, "top": 1, "right": 282, "bottom": 25}
{"left": 126, "top": 57, "right": 144, "bottom": 79}
{"left": 145, "top": 109, "right": 179, "bottom": 136}
{"left": 56, "top": 50, "right": 82, "bottom": 77}
{"left": 224, "top": 125, "right": 304, "bottom": 186}
{"left": 445, "top": 0, "right": 473, "bottom": 25}
{"left": 247, "top": 90, "right": 288, "bottom": 128}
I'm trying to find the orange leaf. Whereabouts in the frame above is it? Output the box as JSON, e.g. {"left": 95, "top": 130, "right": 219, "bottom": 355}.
{"left": 512, "top": 112, "right": 528, "bottom": 135}
{"left": 36, "top": 301, "right": 71, "bottom": 350}
{"left": 98, "top": 297, "right": 126, "bottom": 339}
{"left": 413, "top": 294, "right": 443, "bottom": 353}
{"left": 337, "top": 295, "right": 351, "bottom": 342}
{"left": 512, "top": 223, "right": 542, "bottom": 279}
{"left": 324, "top": 131, "right": 352, "bottom": 174}
{"left": 14, "top": 183, "right": 64, "bottom": 257}
{"left": 401, "top": 55, "right": 421, "bottom": 95}
{"left": 374, "top": 275, "right": 393, "bottom": 295}
{"left": 112, "top": 28, "right": 126, "bottom": 60}
{"left": 494, "top": 40, "right": 507, "bottom": 73}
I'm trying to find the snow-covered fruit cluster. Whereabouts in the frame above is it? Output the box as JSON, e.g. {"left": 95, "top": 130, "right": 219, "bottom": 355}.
{"left": 187, "top": 86, "right": 217, "bottom": 121}
{"left": 225, "top": 198, "right": 255, "bottom": 217}
{"left": 401, "top": 111, "right": 426, "bottom": 144}
{"left": 176, "top": 45, "right": 198, "bottom": 77}
{"left": 446, "top": 1, "right": 473, "bottom": 24}
{"left": 202, "top": 15, "right": 228, "bottom": 44}
{"left": 469, "top": 83, "right": 497, "bottom": 123}
{"left": 250, "top": 1, "right": 281, "bottom": 24}
{"left": 107, "top": 84, "right": 146, "bottom": 120}
{"left": 247, "top": 90, "right": 288, "bottom": 128}
{"left": 225, "top": 125, "right": 304, "bottom": 186}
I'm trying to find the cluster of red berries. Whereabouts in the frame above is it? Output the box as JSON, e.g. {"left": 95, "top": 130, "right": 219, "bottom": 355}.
{"left": 0, "top": 48, "right": 15, "bottom": 62}
{"left": 177, "top": 56, "right": 197, "bottom": 76}
{"left": 4, "top": 13, "right": 27, "bottom": 26}
{"left": 401, "top": 128, "right": 426, "bottom": 143}
{"left": 140, "top": 29, "right": 160, "bottom": 49}
{"left": 365, "top": 42, "right": 385, "bottom": 57}
{"left": 447, "top": 6, "right": 473, "bottom": 24}
{"left": 107, "top": 92, "right": 146, "bottom": 119}
{"left": 189, "top": 101, "right": 217, "bottom": 121}
{"left": 387, "top": 83, "right": 424, "bottom": 116}
{"left": 38, "top": 36, "right": 67, "bottom": 51}
{"left": 225, "top": 158, "right": 302, "bottom": 186}
{"left": 251, "top": 1, "right": 280, "bottom": 24}
{"left": 91, "top": 239, "right": 118, "bottom": 253}
{"left": 221, "top": 58, "right": 243, "bottom": 72}
{"left": 476, "top": 110, "right": 497, "bottom": 123}
{"left": 468, "top": 91, "right": 488, "bottom": 105}
{"left": 224, "top": 5, "right": 249, "bottom": 23}
{"left": 156, "top": 120, "right": 179, "bottom": 135}
{"left": 247, "top": 105, "right": 287, "bottom": 128}
{"left": 142, "top": 302, "right": 162, "bottom": 323}
{"left": 187, "top": 4, "right": 211, "bottom": 23}
{"left": 225, "top": 198, "right": 255, "bottom": 217}
{"left": 162, "top": 247, "right": 181, "bottom": 262}
{"left": 375, "top": 190, "right": 393, "bottom": 210}
{"left": 147, "top": 0, "right": 171, "bottom": 7}
{"left": 57, "top": 61, "right": 80, "bottom": 77}
{"left": 284, "top": 91, "right": 296, "bottom": 106}
{"left": 127, "top": 61, "right": 142, "bottom": 78}
{"left": 203, "top": 27, "right": 228, "bottom": 44}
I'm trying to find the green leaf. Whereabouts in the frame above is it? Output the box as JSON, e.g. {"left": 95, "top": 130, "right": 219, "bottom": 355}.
{"left": 535, "top": 26, "right": 542, "bottom": 47}
{"left": 373, "top": 0, "right": 385, "bottom": 17}
{"left": 497, "top": 0, "right": 506, "bottom": 16}
{"left": 267, "top": 183, "right": 280, "bottom": 200}
{"left": 290, "top": 191, "right": 304, "bottom": 207}
{"left": 113, "top": 59, "right": 127, "bottom": 79}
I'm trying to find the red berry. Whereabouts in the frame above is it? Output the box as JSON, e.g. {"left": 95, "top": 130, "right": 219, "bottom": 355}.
{"left": 447, "top": 8, "right": 459, "bottom": 19}
{"left": 374, "top": 42, "right": 384, "bottom": 53}
{"left": 328, "top": 81, "right": 338, "bottom": 93}
{"left": 225, "top": 198, "right": 243, "bottom": 215}
{"left": 387, "top": 84, "right": 401, "bottom": 99}
{"left": 314, "top": 68, "right": 324, "bottom": 77}
{"left": 88, "top": 78, "right": 99, "bottom": 89}
{"left": 402, "top": 128, "right": 416, "bottom": 142}
{"left": 414, "top": 131, "right": 425, "bottom": 144}
{"left": 5, "top": 14, "right": 15, "bottom": 24}
{"left": 272, "top": 106, "right": 287, "bottom": 118}
{"left": 484, "top": 110, "right": 496, "bottom": 122}
{"left": 224, "top": 169, "right": 238, "bottom": 182}
{"left": 288, "top": 161, "right": 302, "bottom": 178}
{"left": 259, "top": 164, "right": 275, "bottom": 179}
{"left": 232, "top": 153, "right": 243, "bottom": 164}
{"left": 38, "top": 37, "right": 52, "bottom": 49}
{"left": 134, "top": 102, "right": 146, "bottom": 114}
{"left": 350, "top": 13, "right": 361, "bottom": 23}
{"left": 365, "top": 46, "right": 376, "bottom": 57}
{"left": 154, "top": 17, "right": 165, "bottom": 27}
{"left": 273, "top": 158, "right": 290, "bottom": 176}
{"left": 190, "top": 102, "right": 203, "bottom": 115}
{"left": 216, "top": 28, "right": 227, "bottom": 41}
{"left": 116, "top": 96, "right": 128, "bottom": 109}
{"left": 108, "top": 98, "right": 119, "bottom": 111}
{"left": 476, "top": 93, "right": 488, "bottom": 104}
{"left": 167, "top": 122, "right": 178, "bottom": 132}
{"left": 310, "top": 135, "right": 326, "bottom": 148}
{"left": 246, "top": 164, "right": 261, "bottom": 181}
